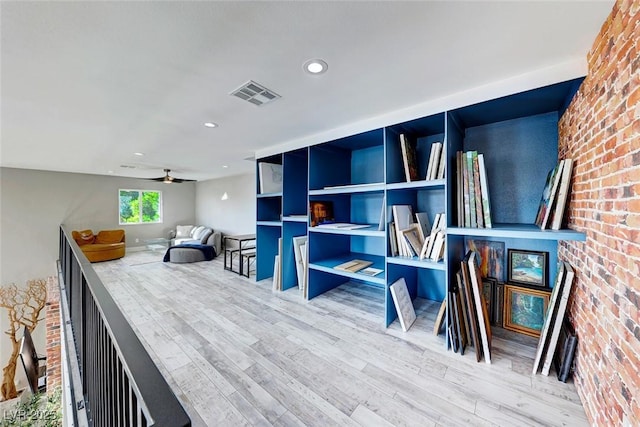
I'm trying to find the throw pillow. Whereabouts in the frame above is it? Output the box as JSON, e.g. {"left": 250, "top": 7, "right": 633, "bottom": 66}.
{"left": 176, "top": 225, "right": 194, "bottom": 238}
{"left": 74, "top": 230, "right": 95, "bottom": 246}
{"left": 191, "top": 226, "right": 204, "bottom": 238}
{"left": 199, "top": 228, "right": 213, "bottom": 244}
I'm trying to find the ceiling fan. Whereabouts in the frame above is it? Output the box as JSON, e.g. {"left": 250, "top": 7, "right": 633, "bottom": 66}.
{"left": 148, "top": 169, "right": 195, "bottom": 184}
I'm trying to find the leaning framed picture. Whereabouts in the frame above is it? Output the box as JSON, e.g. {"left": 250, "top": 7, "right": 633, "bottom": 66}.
{"left": 504, "top": 284, "right": 551, "bottom": 337}
{"left": 507, "top": 249, "right": 548, "bottom": 288}
{"left": 466, "top": 239, "right": 506, "bottom": 282}
{"left": 481, "top": 277, "right": 497, "bottom": 324}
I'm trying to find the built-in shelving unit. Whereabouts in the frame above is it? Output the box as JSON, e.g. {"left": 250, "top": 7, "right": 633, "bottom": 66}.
{"left": 256, "top": 77, "right": 586, "bottom": 332}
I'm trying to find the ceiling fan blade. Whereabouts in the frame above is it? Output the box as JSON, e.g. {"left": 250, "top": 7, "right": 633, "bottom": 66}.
{"left": 144, "top": 168, "right": 195, "bottom": 183}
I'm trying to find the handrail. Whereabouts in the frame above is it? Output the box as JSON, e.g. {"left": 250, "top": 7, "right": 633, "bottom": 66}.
{"left": 59, "top": 225, "right": 191, "bottom": 427}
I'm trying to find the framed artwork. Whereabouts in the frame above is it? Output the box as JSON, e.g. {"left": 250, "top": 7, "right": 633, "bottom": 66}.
{"left": 389, "top": 278, "right": 416, "bottom": 332}
{"left": 309, "top": 200, "right": 334, "bottom": 226}
{"left": 507, "top": 249, "right": 548, "bottom": 288}
{"left": 292, "top": 236, "right": 308, "bottom": 288}
{"left": 466, "top": 240, "right": 505, "bottom": 282}
{"left": 504, "top": 285, "right": 551, "bottom": 337}
{"left": 482, "top": 277, "right": 497, "bottom": 324}
{"left": 258, "top": 162, "right": 283, "bottom": 194}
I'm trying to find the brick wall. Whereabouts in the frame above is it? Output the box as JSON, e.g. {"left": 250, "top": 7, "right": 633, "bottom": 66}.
{"left": 558, "top": 0, "right": 639, "bottom": 425}
{"left": 46, "top": 275, "right": 61, "bottom": 392}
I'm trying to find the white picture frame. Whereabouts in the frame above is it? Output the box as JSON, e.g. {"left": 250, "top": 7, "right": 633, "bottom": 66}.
{"left": 292, "top": 235, "right": 307, "bottom": 289}
{"left": 389, "top": 278, "right": 416, "bottom": 332}
{"left": 258, "top": 162, "right": 283, "bottom": 194}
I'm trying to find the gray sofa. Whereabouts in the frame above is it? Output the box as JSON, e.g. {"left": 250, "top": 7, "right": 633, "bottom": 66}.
{"left": 168, "top": 225, "right": 222, "bottom": 256}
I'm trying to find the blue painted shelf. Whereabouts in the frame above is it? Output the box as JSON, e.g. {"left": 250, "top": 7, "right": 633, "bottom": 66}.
{"left": 309, "top": 225, "right": 385, "bottom": 237}
{"left": 386, "top": 256, "right": 446, "bottom": 271}
{"left": 256, "top": 221, "right": 282, "bottom": 227}
{"left": 257, "top": 192, "right": 283, "bottom": 198}
{"left": 282, "top": 216, "right": 308, "bottom": 223}
{"left": 386, "top": 179, "right": 445, "bottom": 191}
{"left": 447, "top": 223, "right": 586, "bottom": 241}
{"left": 309, "top": 183, "right": 385, "bottom": 196}
{"left": 257, "top": 76, "right": 586, "bottom": 332}
{"left": 309, "top": 252, "right": 386, "bottom": 286}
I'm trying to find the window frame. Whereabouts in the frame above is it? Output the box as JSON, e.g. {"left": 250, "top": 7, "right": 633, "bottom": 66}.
{"left": 118, "top": 189, "right": 163, "bottom": 225}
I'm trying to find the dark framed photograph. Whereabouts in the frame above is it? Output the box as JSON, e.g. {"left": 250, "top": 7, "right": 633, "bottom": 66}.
{"left": 504, "top": 284, "right": 551, "bottom": 337}
{"left": 481, "top": 277, "right": 497, "bottom": 324}
{"left": 309, "top": 200, "right": 334, "bottom": 227}
{"left": 507, "top": 249, "right": 548, "bottom": 288}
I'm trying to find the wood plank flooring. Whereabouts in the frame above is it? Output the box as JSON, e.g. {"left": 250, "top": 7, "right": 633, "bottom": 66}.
{"left": 93, "top": 251, "right": 588, "bottom": 427}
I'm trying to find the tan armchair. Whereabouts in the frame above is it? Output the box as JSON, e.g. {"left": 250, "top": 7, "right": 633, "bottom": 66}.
{"left": 72, "top": 229, "right": 126, "bottom": 262}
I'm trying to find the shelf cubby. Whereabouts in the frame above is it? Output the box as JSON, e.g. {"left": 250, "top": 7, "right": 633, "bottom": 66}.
{"left": 309, "top": 128, "right": 384, "bottom": 191}
{"left": 282, "top": 221, "right": 307, "bottom": 291}
{"left": 283, "top": 148, "right": 308, "bottom": 217}
{"left": 386, "top": 112, "right": 445, "bottom": 185}
{"left": 386, "top": 263, "right": 446, "bottom": 327}
{"left": 257, "top": 196, "right": 282, "bottom": 223}
{"left": 256, "top": 224, "right": 281, "bottom": 281}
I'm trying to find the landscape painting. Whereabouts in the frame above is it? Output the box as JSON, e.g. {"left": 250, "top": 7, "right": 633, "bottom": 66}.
{"left": 504, "top": 285, "right": 550, "bottom": 337}
{"left": 508, "top": 249, "right": 548, "bottom": 288}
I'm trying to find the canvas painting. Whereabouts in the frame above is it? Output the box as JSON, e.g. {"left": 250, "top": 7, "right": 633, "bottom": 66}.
{"left": 508, "top": 249, "right": 548, "bottom": 288}
{"left": 389, "top": 278, "right": 416, "bottom": 332}
{"left": 258, "top": 162, "right": 283, "bottom": 194}
{"left": 309, "top": 201, "right": 335, "bottom": 226}
{"left": 292, "top": 236, "right": 307, "bottom": 289}
{"left": 466, "top": 239, "right": 505, "bottom": 282}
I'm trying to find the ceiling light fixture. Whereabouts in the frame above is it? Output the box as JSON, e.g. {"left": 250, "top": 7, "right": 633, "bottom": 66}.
{"left": 303, "top": 59, "right": 328, "bottom": 75}
{"left": 222, "top": 165, "right": 228, "bottom": 168}
{"left": 204, "top": 122, "right": 218, "bottom": 128}
{"left": 221, "top": 192, "right": 229, "bottom": 201}
{"left": 134, "top": 152, "right": 144, "bottom": 156}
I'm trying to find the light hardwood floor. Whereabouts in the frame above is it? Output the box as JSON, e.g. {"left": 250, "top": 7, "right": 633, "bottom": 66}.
{"left": 93, "top": 251, "right": 588, "bottom": 427}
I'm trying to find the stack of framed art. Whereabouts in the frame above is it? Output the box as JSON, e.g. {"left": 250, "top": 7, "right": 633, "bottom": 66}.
{"left": 501, "top": 249, "right": 552, "bottom": 337}
{"left": 535, "top": 158, "right": 574, "bottom": 230}
{"left": 531, "top": 261, "right": 576, "bottom": 376}
{"left": 449, "top": 250, "right": 492, "bottom": 364}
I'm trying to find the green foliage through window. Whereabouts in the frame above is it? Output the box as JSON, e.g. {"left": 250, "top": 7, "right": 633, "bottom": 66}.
{"left": 119, "top": 190, "right": 162, "bottom": 224}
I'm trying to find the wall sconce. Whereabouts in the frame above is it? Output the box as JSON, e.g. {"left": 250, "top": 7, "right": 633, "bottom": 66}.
{"left": 221, "top": 192, "right": 229, "bottom": 201}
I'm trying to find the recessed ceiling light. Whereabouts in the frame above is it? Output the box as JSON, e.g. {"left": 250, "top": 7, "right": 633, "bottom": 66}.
{"left": 107, "top": 170, "right": 114, "bottom": 174}
{"left": 303, "top": 59, "right": 328, "bottom": 75}
{"left": 134, "top": 152, "right": 144, "bottom": 156}
{"left": 204, "top": 122, "right": 218, "bottom": 128}
{"left": 222, "top": 165, "right": 228, "bottom": 168}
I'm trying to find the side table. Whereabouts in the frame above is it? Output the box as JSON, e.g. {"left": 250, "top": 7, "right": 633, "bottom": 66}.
{"left": 224, "top": 234, "right": 256, "bottom": 275}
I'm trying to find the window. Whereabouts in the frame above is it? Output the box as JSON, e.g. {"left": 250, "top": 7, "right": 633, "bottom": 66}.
{"left": 119, "top": 189, "right": 163, "bottom": 224}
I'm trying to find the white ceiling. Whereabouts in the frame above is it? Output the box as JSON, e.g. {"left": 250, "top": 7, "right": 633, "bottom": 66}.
{"left": 1, "top": 1, "right": 613, "bottom": 182}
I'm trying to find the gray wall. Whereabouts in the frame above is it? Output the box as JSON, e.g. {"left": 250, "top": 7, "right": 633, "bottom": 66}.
{"left": 0, "top": 167, "right": 196, "bottom": 377}
{"left": 0, "top": 167, "right": 196, "bottom": 284}
{"left": 195, "top": 172, "right": 256, "bottom": 236}
{"left": 0, "top": 167, "right": 258, "bottom": 379}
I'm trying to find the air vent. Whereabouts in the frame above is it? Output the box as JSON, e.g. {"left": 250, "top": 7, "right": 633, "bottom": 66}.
{"left": 230, "top": 80, "right": 281, "bottom": 106}
{"left": 119, "top": 164, "right": 136, "bottom": 169}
